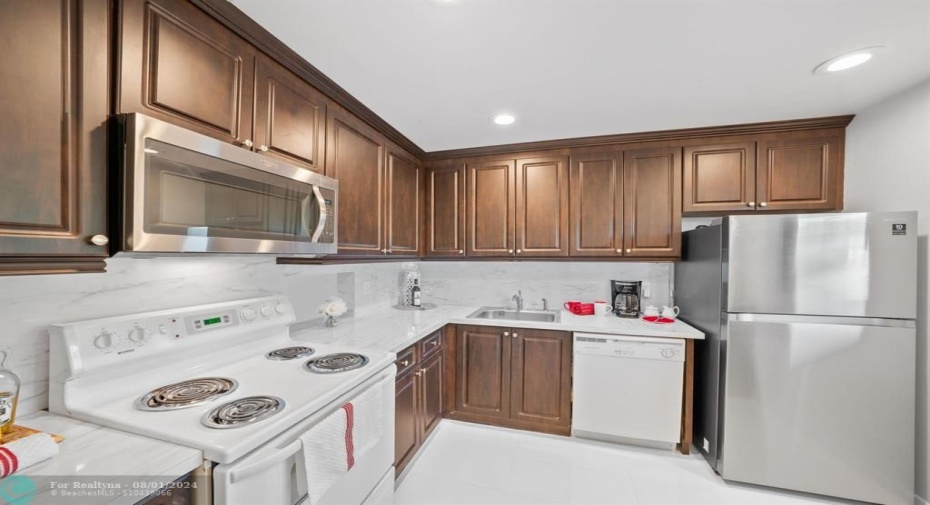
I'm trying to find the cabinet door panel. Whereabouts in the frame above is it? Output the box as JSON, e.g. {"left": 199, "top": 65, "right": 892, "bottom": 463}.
{"left": 419, "top": 353, "right": 444, "bottom": 441}
{"left": 569, "top": 152, "right": 623, "bottom": 257}
{"left": 385, "top": 147, "right": 421, "bottom": 256}
{"left": 623, "top": 147, "right": 682, "bottom": 258}
{"left": 426, "top": 166, "right": 465, "bottom": 257}
{"left": 326, "top": 109, "right": 384, "bottom": 254}
{"left": 757, "top": 134, "right": 842, "bottom": 211}
{"left": 683, "top": 143, "right": 756, "bottom": 213}
{"left": 0, "top": 0, "right": 109, "bottom": 269}
{"left": 516, "top": 156, "right": 568, "bottom": 257}
{"left": 253, "top": 56, "right": 326, "bottom": 173}
{"left": 466, "top": 161, "right": 514, "bottom": 256}
{"left": 119, "top": 0, "right": 254, "bottom": 144}
{"left": 510, "top": 329, "right": 571, "bottom": 426}
{"left": 394, "top": 371, "right": 419, "bottom": 475}
{"left": 456, "top": 325, "right": 511, "bottom": 418}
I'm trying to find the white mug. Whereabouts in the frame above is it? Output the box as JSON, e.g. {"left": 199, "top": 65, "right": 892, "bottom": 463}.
{"left": 662, "top": 306, "right": 680, "bottom": 319}
{"left": 594, "top": 301, "right": 613, "bottom": 316}
{"left": 643, "top": 305, "right": 660, "bottom": 318}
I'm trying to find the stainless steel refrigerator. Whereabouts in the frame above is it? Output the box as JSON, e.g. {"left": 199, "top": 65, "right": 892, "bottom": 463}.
{"left": 675, "top": 212, "right": 917, "bottom": 505}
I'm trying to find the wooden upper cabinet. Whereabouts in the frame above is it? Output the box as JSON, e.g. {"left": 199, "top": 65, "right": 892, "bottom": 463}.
{"left": 683, "top": 143, "right": 756, "bottom": 213}
{"left": 510, "top": 328, "right": 571, "bottom": 427}
{"left": 385, "top": 146, "right": 422, "bottom": 256}
{"left": 252, "top": 56, "right": 327, "bottom": 173}
{"left": 326, "top": 108, "right": 385, "bottom": 255}
{"left": 0, "top": 0, "right": 110, "bottom": 274}
{"left": 757, "top": 132, "right": 843, "bottom": 211}
{"left": 119, "top": 0, "right": 255, "bottom": 144}
{"left": 426, "top": 165, "right": 466, "bottom": 257}
{"left": 466, "top": 160, "right": 515, "bottom": 257}
{"left": 623, "top": 147, "right": 682, "bottom": 258}
{"left": 516, "top": 157, "right": 569, "bottom": 257}
{"left": 456, "top": 325, "right": 512, "bottom": 419}
{"left": 569, "top": 152, "right": 624, "bottom": 257}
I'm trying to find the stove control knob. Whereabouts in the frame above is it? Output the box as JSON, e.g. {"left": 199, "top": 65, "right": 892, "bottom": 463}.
{"left": 241, "top": 308, "right": 257, "bottom": 321}
{"left": 260, "top": 306, "right": 273, "bottom": 317}
{"left": 661, "top": 348, "right": 674, "bottom": 359}
{"left": 93, "top": 331, "right": 114, "bottom": 350}
{"left": 128, "top": 326, "right": 147, "bottom": 343}
{"left": 275, "top": 303, "right": 287, "bottom": 315}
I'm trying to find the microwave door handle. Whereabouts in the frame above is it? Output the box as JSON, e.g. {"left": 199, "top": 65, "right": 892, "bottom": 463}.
{"left": 310, "top": 186, "right": 326, "bottom": 243}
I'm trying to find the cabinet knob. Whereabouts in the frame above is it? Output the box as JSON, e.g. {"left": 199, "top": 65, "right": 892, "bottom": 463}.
{"left": 616, "top": 249, "right": 623, "bottom": 254}
{"left": 508, "top": 249, "right": 514, "bottom": 254}
{"left": 240, "top": 139, "right": 253, "bottom": 148}
{"left": 503, "top": 331, "right": 510, "bottom": 337}
{"left": 90, "top": 234, "right": 109, "bottom": 246}
{"left": 512, "top": 332, "right": 518, "bottom": 338}
{"left": 387, "top": 249, "right": 392, "bottom": 254}
{"left": 430, "top": 340, "right": 439, "bottom": 346}
{"left": 459, "top": 250, "right": 464, "bottom": 254}
{"left": 259, "top": 145, "right": 269, "bottom": 152}
{"left": 420, "top": 368, "right": 426, "bottom": 373}
{"left": 400, "top": 360, "right": 409, "bottom": 366}
{"left": 516, "top": 249, "right": 522, "bottom": 254}
{"left": 381, "top": 249, "right": 387, "bottom": 254}
{"left": 415, "top": 371, "right": 421, "bottom": 377}
{"left": 626, "top": 248, "right": 632, "bottom": 253}
{"left": 747, "top": 202, "right": 755, "bottom": 207}
{"left": 759, "top": 202, "right": 768, "bottom": 207}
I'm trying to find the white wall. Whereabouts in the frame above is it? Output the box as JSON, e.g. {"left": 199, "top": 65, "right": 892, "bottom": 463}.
{"left": 844, "top": 79, "right": 930, "bottom": 503}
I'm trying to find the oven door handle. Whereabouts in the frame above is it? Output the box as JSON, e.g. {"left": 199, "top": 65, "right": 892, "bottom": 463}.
{"left": 229, "top": 439, "right": 303, "bottom": 483}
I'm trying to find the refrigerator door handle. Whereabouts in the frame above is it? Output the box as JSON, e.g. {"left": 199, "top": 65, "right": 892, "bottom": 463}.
{"left": 725, "top": 312, "right": 915, "bottom": 328}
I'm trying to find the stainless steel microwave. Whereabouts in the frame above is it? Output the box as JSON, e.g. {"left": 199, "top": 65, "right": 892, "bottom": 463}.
{"left": 114, "top": 113, "right": 337, "bottom": 255}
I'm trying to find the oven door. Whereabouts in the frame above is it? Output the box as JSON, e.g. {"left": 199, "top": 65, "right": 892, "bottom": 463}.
{"left": 213, "top": 367, "right": 395, "bottom": 505}
{"left": 119, "top": 113, "right": 337, "bottom": 255}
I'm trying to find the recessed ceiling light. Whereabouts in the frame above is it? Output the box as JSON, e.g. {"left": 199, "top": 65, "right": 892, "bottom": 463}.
{"left": 814, "top": 46, "right": 884, "bottom": 74}
{"left": 493, "top": 114, "right": 515, "bottom": 125}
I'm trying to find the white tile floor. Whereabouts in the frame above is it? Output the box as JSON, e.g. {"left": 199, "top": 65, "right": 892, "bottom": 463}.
{"left": 395, "top": 421, "right": 852, "bottom": 505}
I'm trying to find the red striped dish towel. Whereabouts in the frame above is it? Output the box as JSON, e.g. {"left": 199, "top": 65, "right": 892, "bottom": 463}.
{"left": 299, "top": 386, "right": 384, "bottom": 505}
{"left": 0, "top": 433, "right": 59, "bottom": 477}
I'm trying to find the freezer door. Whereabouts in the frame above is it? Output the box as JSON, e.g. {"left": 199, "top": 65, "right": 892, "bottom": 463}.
{"left": 719, "top": 315, "right": 916, "bottom": 505}
{"left": 725, "top": 212, "right": 917, "bottom": 318}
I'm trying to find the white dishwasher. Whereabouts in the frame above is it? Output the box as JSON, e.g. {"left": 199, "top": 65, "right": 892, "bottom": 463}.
{"left": 572, "top": 333, "right": 685, "bottom": 448}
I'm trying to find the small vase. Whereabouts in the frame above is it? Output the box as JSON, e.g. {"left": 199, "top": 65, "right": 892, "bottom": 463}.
{"left": 324, "top": 315, "right": 338, "bottom": 327}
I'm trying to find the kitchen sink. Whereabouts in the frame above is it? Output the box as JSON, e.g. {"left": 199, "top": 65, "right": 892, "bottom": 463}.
{"left": 466, "top": 307, "right": 560, "bottom": 323}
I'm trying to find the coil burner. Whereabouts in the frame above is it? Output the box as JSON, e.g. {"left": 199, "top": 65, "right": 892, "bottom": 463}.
{"left": 201, "top": 396, "right": 285, "bottom": 429}
{"left": 266, "top": 346, "right": 315, "bottom": 361}
{"left": 134, "top": 377, "right": 238, "bottom": 411}
{"left": 304, "top": 353, "right": 369, "bottom": 374}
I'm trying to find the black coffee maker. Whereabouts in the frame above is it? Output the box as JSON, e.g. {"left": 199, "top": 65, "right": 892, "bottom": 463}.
{"left": 611, "top": 280, "right": 642, "bottom": 318}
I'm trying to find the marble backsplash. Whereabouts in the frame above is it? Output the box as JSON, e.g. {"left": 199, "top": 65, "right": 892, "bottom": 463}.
{"left": 0, "top": 256, "right": 671, "bottom": 417}
{"left": 0, "top": 256, "right": 409, "bottom": 416}
{"left": 417, "top": 261, "right": 671, "bottom": 310}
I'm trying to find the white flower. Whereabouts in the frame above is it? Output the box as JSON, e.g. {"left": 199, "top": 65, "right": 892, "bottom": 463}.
{"left": 319, "top": 297, "right": 347, "bottom": 317}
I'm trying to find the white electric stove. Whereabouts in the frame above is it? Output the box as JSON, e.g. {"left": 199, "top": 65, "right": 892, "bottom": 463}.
{"left": 48, "top": 295, "right": 396, "bottom": 505}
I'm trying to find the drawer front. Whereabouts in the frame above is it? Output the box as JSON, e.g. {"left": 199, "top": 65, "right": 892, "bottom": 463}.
{"left": 395, "top": 346, "right": 418, "bottom": 377}
{"left": 419, "top": 330, "right": 443, "bottom": 358}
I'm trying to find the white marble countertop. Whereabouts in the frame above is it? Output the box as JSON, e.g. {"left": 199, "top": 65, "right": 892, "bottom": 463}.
{"left": 6, "top": 412, "right": 204, "bottom": 505}
{"left": 290, "top": 305, "right": 703, "bottom": 354}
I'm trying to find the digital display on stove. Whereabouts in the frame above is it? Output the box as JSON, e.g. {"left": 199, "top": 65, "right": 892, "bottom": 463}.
{"left": 203, "top": 317, "right": 223, "bottom": 326}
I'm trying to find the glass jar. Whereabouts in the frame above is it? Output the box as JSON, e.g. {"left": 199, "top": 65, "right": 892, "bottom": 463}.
{"left": 0, "top": 345, "right": 21, "bottom": 434}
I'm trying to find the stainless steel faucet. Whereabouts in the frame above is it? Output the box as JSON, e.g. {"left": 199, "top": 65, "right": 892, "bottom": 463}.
{"left": 512, "top": 290, "right": 523, "bottom": 312}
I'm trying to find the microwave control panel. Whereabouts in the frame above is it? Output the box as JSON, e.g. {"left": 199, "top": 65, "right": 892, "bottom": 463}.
{"left": 319, "top": 187, "right": 336, "bottom": 244}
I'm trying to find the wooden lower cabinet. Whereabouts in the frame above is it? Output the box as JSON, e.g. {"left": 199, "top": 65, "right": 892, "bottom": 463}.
{"left": 393, "top": 330, "right": 445, "bottom": 476}
{"left": 450, "top": 325, "right": 572, "bottom": 435}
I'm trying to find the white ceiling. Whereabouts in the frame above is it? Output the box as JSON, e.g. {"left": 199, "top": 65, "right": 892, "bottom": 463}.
{"left": 231, "top": 0, "right": 930, "bottom": 152}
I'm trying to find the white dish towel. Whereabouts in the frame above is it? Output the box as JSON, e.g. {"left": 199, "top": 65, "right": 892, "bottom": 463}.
{"left": 0, "top": 433, "right": 59, "bottom": 478}
{"left": 300, "top": 384, "right": 384, "bottom": 505}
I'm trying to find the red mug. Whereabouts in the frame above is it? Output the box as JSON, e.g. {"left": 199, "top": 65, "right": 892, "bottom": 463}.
{"left": 563, "top": 301, "right": 595, "bottom": 315}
